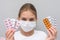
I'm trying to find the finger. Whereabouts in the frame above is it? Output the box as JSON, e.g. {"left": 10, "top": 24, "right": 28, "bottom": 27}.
{"left": 51, "top": 27, "right": 57, "bottom": 36}
{"left": 10, "top": 35, "right": 14, "bottom": 40}
{"left": 49, "top": 28, "right": 54, "bottom": 36}
{"left": 6, "top": 34, "right": 14, "bottom": 40}
{"left": 6, "top": 29, "right": 14, "bottom": 37}
{"left": 8, "top": 31, "right": 14, "bottom": 39}
{"left": 6, "top": 29, "right": 12, "bottom": 37}
{"left": 52, "top": 27, "right": 57, "bottom": 33}
{"left": 49, "top": 27, "right": 56, "bottom": 36}
{"left": 48, "top": 37, "right": 54, "bottom": 40}
{"left": 47, "top": 29, "right": 52, "bottom": 37}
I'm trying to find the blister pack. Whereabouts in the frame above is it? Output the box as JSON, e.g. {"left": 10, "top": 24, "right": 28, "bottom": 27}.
{"left": 4, "top": 18, "right": 20, "bottom": 31}
{"left": 43, "top": 16, "right": 56, "bottom": 29}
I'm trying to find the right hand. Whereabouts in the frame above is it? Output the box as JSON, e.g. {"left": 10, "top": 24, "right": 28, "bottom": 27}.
{"left": 6, "top": 29, "right": 15, "bottom": 40}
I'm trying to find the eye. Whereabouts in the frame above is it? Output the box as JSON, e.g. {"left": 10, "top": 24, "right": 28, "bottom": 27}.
{"left": 29, "top": 18, "right": 34, "bottom": 21}
{"left": 21, "top": 18, "right": 27, "bottom": 21}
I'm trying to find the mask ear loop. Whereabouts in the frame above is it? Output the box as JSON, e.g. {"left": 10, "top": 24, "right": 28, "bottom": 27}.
{"left": 34, "top": 21, "right": 37, "bottom": 29}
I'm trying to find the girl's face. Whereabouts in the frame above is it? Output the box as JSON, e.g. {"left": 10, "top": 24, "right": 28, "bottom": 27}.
{"left": 18, "top": 10, "right": 37, "bottom": 21}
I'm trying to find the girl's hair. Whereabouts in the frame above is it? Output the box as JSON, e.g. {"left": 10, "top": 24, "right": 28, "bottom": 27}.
{"left": 18, "top": 3, "right": 37, "bottom": 19}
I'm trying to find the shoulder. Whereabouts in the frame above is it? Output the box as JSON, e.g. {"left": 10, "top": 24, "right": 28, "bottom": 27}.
{"left": 34, "top": 30, "right": 47, "bottom": 37}
{"left": 35, "top": 30, "right": 46, "bottom": 34}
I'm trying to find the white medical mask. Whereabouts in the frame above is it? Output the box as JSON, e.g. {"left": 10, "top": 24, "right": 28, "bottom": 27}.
{"left": 19, "top": 20, "right": 36, "bottom": 32}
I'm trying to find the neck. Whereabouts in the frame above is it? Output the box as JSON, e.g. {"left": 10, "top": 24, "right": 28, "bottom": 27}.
{"left": 20, "top": 28, "right": 34, "bottom": 37}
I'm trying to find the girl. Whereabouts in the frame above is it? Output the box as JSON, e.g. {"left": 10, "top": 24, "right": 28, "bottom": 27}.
{"left": 6, "top": 3, "right": 57, "bottom": 40}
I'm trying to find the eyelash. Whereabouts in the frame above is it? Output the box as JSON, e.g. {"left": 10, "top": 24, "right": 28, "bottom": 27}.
{"left": 29, "top": 19, "right": 34, "bottom": 21}
{"left": 21, "top": 18, "right": 34, "bottom": 21}
{"left": 22, "top": 18, "right": 26, "bottom": 21}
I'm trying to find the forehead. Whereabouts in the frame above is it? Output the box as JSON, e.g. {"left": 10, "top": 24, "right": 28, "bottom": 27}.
{"left": 20, "top": 10, "right": 35, "bottom": 18}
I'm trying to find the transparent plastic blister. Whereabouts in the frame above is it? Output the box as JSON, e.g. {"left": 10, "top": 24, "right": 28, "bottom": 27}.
{"left": 43, "top": 16, "right": 56, "bottom": 29}
{"left": 46, "top": 16, "right": 56, "bottom": 27}
{"left": 4, "top": 18, "right": 20, "bottom": 31}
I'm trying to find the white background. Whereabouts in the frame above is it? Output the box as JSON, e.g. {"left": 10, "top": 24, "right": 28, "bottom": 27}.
{"left": 0, "top": 0, "right": 60, "bottom": 40}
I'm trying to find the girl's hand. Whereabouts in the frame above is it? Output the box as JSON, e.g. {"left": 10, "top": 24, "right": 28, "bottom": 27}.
{"left": 46, "top": 27, "right": 57, "bottom": 40}
{"left": 6, "top": 29, "right": 15, "bottom": 40}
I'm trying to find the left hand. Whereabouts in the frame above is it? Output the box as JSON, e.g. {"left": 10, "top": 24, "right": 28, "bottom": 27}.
{"left": 46, "top": 26, "right": 57, "bottom": 40}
